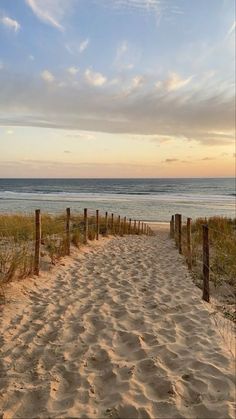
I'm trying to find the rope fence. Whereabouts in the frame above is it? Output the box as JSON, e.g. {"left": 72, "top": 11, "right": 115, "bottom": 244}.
{"left": 169, "top": 213, "right": 236, "bottom": 357}
{"left": 0, "top": 207, "right": 153, "bottom": 285}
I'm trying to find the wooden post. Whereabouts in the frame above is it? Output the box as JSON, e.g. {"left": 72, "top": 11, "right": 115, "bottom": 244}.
{"left": 111, "top": 213, "right": 114, "bottom": 234}
{"left": 118, "top": 215, "right": 121, "bottom": 235}
{"left": 187, "top": 217, "right": 192, "bottom": 270}
{"left": 34, "top": 209, "right": 41, "bottom": 276}
{"left": 84, "top": 208, "right": 88, "bottom": 244}
{"left": 96, "top": 209, "right": 99, "bottom": 240}
{"left": 134, "top": 220, "right": 137, "bottom": 234}
{"left": 123, "top": 216, "right": 126, "bottom": 234}
{"left": 66, "top": 207, "right": 71, "bottom": 256}
{"left": 138, "top": 221, "right": 140, "bottom": 235}
{"left": 105, "top": 211, "right": 108, "bottom": 236}
{"left": 141, "top": 222, "right": 144, "bottom": 234}
{"left": 128, "top": 218, "right": 131, "bottom": 234}
{"left": 174, "top": 214, "right": 178, "bottom": 245}
{"left": 178, "top": 214, "right": 182, "bottom": 254}
{"left": 202, "top": 224, "right": 210, "bottom": 302}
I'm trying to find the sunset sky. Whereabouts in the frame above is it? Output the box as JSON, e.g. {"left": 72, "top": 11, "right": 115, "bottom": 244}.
{"left": 0, "top": 0, "right": 235, "bottom": 178}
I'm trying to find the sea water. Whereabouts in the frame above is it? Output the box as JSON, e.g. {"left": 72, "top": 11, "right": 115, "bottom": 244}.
{"left": 0, "top": 178, "right": 235, "bottom": 221}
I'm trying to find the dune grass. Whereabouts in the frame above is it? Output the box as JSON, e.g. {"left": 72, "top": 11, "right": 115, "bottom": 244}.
{"left": 0, "top": 212, "right": 145, "bottom": 290}
{"left": 182, "top": 216, "right": 236, "bottom": 321}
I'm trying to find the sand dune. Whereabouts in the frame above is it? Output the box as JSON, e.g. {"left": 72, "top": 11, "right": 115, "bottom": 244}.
{"left": 0, "top": 229, "right": 235, "bottom": 418}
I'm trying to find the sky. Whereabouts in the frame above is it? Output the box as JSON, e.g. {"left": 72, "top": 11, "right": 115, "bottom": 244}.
{"left": 0, "top": 0, "right": 235, "bottom": 178}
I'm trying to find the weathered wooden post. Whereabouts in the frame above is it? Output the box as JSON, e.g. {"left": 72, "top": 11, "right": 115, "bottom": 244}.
{"left": 141, "top": 222, "right": 144, "bottom": 234}
{"left": 118, "top": 215, "right": 121, "bottom": 235}
{"left": 84, "top": 208, "right": 88, "bottom": 244}
{"left": 105, "top": 211, "right": 108, "bottom": 236}
{"left": 202, "top": 224, "right": 210, "bottom": 302}
{"left": 34, "top": 209, "right": 41, "bottom": 276}
{"left": 128, "top": 218, "right": 131, "bottom": 234}
{"left": 178, "top": 214, "right": 182, "bottom": 254}
{"left": 138, "top": 221, "right": 140, "bottom": 235}
{"left": 96, "top": 209, "right": 99, "bottom": 240}
{"left": 174, "top": 214, "right": 178, "bottom": 245}
{"left": 66, "top": 207, "right": 71, "bottom": 256}
{"left": 187, "top": 217, "right": 192, "bottom": 270}
{"left": 111, "top": 213, "right": 114, "bottom": 235}
{"left": 134, "top": 220, "right": 137, "bottom": 234}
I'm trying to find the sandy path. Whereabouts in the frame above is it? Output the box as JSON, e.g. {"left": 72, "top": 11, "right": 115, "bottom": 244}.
{"left": 0, "top": 231, "right": 235, "bottom": 418}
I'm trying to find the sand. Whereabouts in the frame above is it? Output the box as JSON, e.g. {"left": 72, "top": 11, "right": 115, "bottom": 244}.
{"left": 0, "top": 228, "right": 235, "bottom": 418}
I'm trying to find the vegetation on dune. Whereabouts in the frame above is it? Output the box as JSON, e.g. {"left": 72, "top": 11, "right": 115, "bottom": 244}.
{"left": 182, "top": 216, "right": 236, "bottom": 321}
{"left": 0, "top": 212, "right": 142, "bottom": 289}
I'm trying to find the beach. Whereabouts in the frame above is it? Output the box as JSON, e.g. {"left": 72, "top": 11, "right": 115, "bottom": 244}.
{"left": 0, "top": 225, "right": 235, "bottom": 419}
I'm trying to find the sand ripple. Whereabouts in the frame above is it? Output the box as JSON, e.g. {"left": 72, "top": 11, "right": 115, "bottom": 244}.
{"left": 0, "top": 231, "right": 235, "bottom": 418}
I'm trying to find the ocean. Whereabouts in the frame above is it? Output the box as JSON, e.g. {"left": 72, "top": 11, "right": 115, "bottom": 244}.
{"left": 0, "top": 178, "right": 235, "bottom": 221}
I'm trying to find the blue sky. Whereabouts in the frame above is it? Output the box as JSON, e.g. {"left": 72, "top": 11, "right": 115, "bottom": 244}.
{"left": 0, "top": 0, "right": 235, "bottom": 177}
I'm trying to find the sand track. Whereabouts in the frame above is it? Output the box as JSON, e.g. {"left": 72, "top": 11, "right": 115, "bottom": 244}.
{"left": 0, "top": 231, "right": 235, "bottom": 418}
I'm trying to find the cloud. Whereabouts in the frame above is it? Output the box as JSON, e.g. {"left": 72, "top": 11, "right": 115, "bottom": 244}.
{"left": 201, "top": 157, "right": 215, "bottom": 161}
{"left": 165, "top": 158, "right": 179, "bottom": 163}
{"left": 65, "top": 132, "right": 96, "bottom": 140}
{"left": 156, "top": 72, "right": 193, "bottom": 92}
{"left": 1, "top": 16, "right": 21, "bottom": 32}
{"left": 121, "top": 75, "right": 144, "bottom": 97}
{"left": 67, "top": 66, "right": 79, "bottom": 75}
{"left": 0, "top": 71, "right": 234, "bottom": 147}
{"left": 115, "top": 40, "right": 135, "bottom": 70}
{"left": 227, "top": 21, "right": 236, "bottom": 37}
{"left": 41, "top": 70, "right": 55, "bottom": 82}
{"left": 99, "top": 0, "right": 181, "bottom": 20}
{"left": 64, "top": 150, "right": 71, "bottom": 153}
{"left": 25, "top": 0, "right": 72, "bottom": 30}
{"left": 84, "top": 69, "right": 107, "bottom": 87}
{"left": 79, "top": 38, "right": 89, "bottom": 53}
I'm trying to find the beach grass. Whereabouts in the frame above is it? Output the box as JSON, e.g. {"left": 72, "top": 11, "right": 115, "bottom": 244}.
{"left": 0, "top": 212, "right": 137, "bottom": 287}
{"left": 182, "top": 216, "right": 236, "bottom": 321}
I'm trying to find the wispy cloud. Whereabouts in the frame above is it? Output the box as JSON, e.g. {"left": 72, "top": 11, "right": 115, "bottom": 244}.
{"left": 25, "top": 0, "right": 72, "bottom": 30}
{"left": 156, "top": 72, "right": 193, "bottom": 92}
{"left": 115, "top": 40, "right": 134, "bottom": 70}
{"left": 121, "top": 75, "right": 144, "bottom": 97}
{"left": 41, "top": 70, "right": 55, "bottom": 82}
{"left": 226, "top": 21, "right": 236, "bottom": 37}
{"left": 1, "top": 16, "right": 21, "bottom": 32}
{"left": 165, "top": 158, "right": 179, "bottom": 163}
{"left": 67, "top": 66, "right": 79, "bottom": 75}
{"left": 0, "top": 70, "right": 234, "bottom": 146}
{"left": 84, "top": 69, "right": 107, "bottom": 87}
{"left": 79, "top": 38, "right": 90, "bottom": 53}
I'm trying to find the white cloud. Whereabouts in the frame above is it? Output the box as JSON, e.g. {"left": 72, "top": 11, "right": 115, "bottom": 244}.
{"left": 121, "top": 75, "right": 144, "bottom": 96}
{"left": 41, "top": 70, "right": 55, "bottom": 83}
{"left": 79, "top": 38, "right": 90, "bottom": 53}
{"left": 1, "top": 16, "right": 21, "bottom": 32}
{"left": 29, "top": 55, "right": 35, "bottom": 61}
{"left": 156, "top": 72, "right": 193, "bottom": 92}
{"left": 227, "top": 21, "right": 236, "bottom": 37}
{"left": 85, "top": 69, "right": 107, "bottom": 87}
{"left": 25, "top": 0, "right": 71, "bottom": 30}
{"left": 67, "top": 66, "right": 79, "bottom": 75}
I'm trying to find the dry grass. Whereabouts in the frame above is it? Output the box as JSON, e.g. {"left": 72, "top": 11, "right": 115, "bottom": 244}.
{"left": 182, "top": 216, "right": 236, "bottom": 321}
{"left": 0, "top": 212, "right": 146, "bottom": 290}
